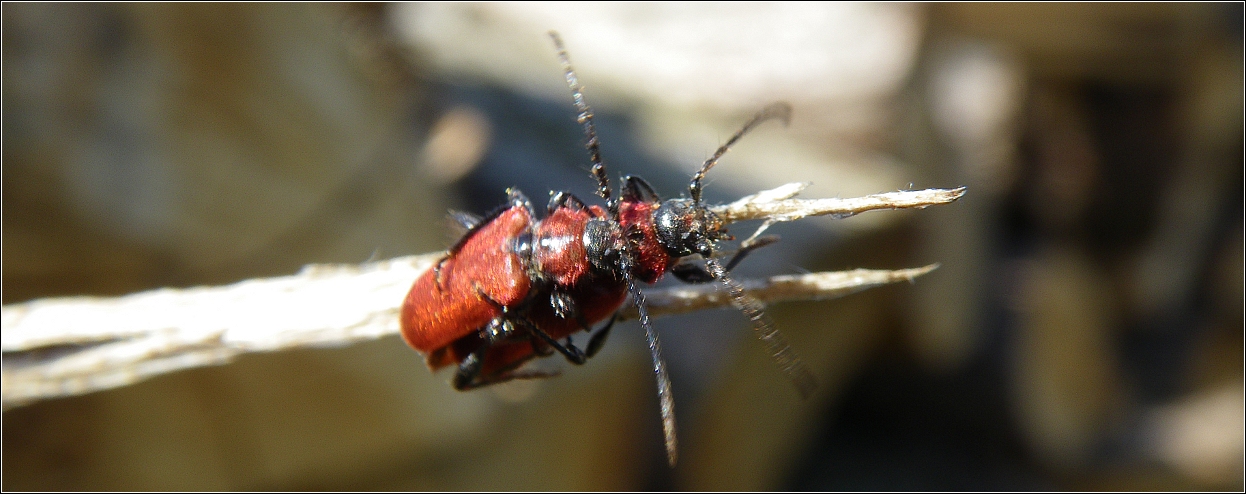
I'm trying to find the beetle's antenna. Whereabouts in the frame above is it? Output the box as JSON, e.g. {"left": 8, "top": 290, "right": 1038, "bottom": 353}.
{"left": 704, "top": 257, "right": 817, "bottom": 399}
{"left": 630, "top": 275, "right": 677, "bottom": 466}
{"left": 618, "top": 251, "right": 677, "bottom": 466}
{"left": 554, "top": 28, "right": 675, "bottom": 461}
{"left": 690, "top": 102, "right": 792, "bottom": 204}
{"left": 550, "top": 31, "right": 618, "bottom": 220}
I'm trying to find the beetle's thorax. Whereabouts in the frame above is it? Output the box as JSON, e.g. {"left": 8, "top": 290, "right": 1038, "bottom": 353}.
{"left": 530, "top": 205, "right": 594, "bottom": 287}
{"left": 582, "top": 198, "right": 676, "bottom": 285}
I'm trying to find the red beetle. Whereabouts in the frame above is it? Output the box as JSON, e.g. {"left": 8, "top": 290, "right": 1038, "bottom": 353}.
{"left": 400, "top": 32, "right": 815, "bottom": 466}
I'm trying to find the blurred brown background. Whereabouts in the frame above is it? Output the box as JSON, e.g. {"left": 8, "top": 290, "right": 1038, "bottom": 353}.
{"left": 3, "top": 3, "right": 1241, "bottom": 491}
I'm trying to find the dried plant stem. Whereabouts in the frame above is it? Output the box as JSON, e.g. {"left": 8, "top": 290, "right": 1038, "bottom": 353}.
{"left": 619, "top": 264, "right": 939, "bottom": 320}
{"left": 1, "top": 184, "right": 962, "bottom": 410}
{"left": 712, "top": 183, "right": 967, "bottom": 224}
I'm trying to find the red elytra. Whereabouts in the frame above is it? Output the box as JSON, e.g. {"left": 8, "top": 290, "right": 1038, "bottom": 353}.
{"left": 398, "top": 32, "right": 815, "bottom": 467}
{"left": 399, "top": 204, "right": 533, "bottom": 370}
{"left": 400, "top": 199, "right": 629, "bottom": 379}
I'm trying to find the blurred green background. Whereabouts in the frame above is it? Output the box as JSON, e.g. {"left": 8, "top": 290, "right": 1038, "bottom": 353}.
{"left": 3, "top": 3, "right": 1241, "bottom": 490}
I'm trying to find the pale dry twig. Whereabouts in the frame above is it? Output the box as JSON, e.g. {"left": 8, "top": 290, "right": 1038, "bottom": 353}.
{"left": 1, "top": 184, "right": 964, "bottom": 410}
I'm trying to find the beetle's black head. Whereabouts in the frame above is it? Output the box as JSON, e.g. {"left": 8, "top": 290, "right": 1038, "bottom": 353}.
{"left": 654, "top": 198, "right": 724, "bottom": 258}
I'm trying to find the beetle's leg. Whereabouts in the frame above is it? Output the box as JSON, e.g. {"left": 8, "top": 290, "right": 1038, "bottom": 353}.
{"left": 724, "top": 234, "right": 780, "bottom": 271}
{"left": 452, "top": 316, "right": 561, "bottom": 390}
{"left": 451, "top": 316, "right": 504, "bottom": 390}
{"left": 448, "top": 210, "right": 481, "bottom": 230}
{"left": 481, "top": 314, "right": 518, "bottom": 342}
{"left": 531, "top": 327, "right": 588, "bottom": 365}
{"left": 453, "top": 348, "right": 562, "bottom": 390}
{"left": 548, "top": 290, "right": 615, "bottom": 363}
{"left": 516, "top": 317, "right": 589, "bottom": 365}
{"left": 456, "top": 370, "right": 563, "bottom": 390}
{"left": 433, "top": 254, "right": 454, "bottom": 290}
{"left": 584, "top": 311, "right": 619, "bottom": 358}
{"left": 550, "top": 291, "right": 578, "bottom": 320}
{"left": 621, "top": 175, "right": 660, "bottom": 203}
{"left": 545, "top": 290, "right": 613, "bottom": 359}
{"left": 452, "top": 349, "right": 487, "bottom": 390}
{"left": 496, "top": 369, "right": 562, "bottom": 382}
{"left": 671, "top": 262, "right": 716, "bottom": 284}
{"left": 529, "top": 335, "right": 556, "bottom": 357}
{"left": 670, "top": 234, "right": 781, "bottom": 284}
{"left": 548, "top": 191, "right": 588, "bottom": 214}
{"left": 505, "top": 187, "right": 535, "bottom": 215}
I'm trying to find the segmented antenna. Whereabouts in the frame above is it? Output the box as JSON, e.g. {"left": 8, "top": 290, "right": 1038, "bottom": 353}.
{"left": 550, "top": 31, "right": 617, "bottom": 219}
{"left": 704, "top": 257, "right": 818, "bottom": 399}
{"left": 690, "top": 102, "right": 793, "bottom": 204}
{"left": 628, "top": 273, "right": 677, "bottom": 466}
{"left": 550, "top": 31, "right": 675, "bottom": 464}
{"left": 615, "top": 248, "right": 677, "bottom": 466}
